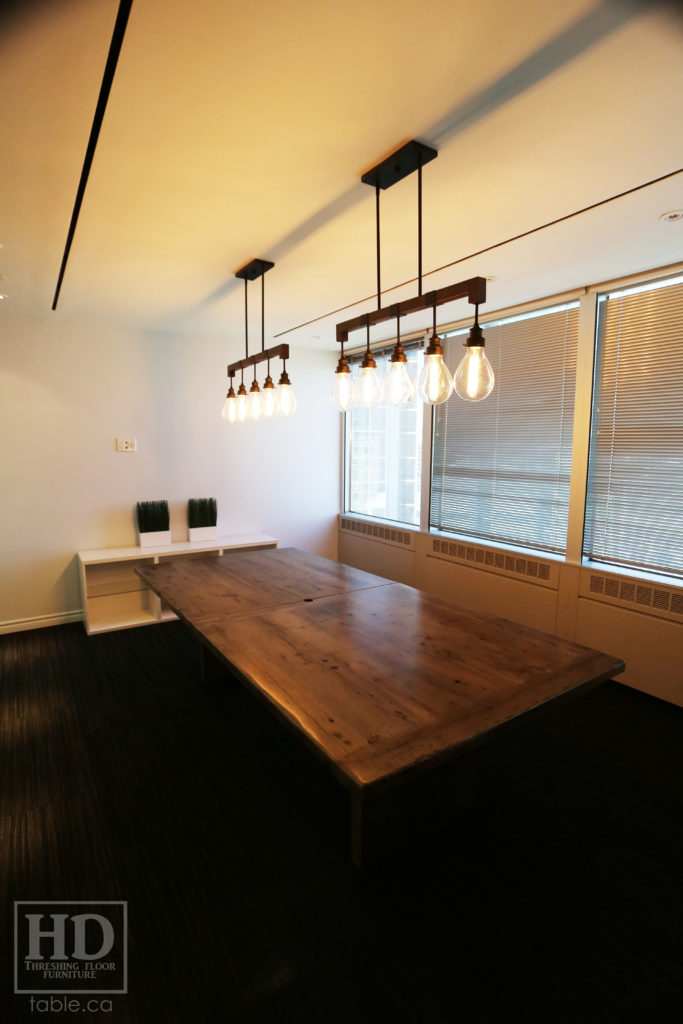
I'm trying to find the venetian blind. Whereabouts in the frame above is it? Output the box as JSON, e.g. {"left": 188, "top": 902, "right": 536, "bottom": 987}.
{"left": 583, "top": 276, "right": 683, "bottom": 579}
{"left": 430, "top": 303, "right": 579, "bottom": 554}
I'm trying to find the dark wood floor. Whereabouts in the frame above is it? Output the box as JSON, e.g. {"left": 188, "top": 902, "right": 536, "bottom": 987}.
{"left": 1, "top": 622, "right": 681, "bottom": 1023}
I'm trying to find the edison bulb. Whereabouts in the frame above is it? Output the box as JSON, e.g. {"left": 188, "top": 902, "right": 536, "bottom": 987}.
{"left": 247, "top": 389, "right": 262, "bottom": 421}
{"left": 353, "top": 367, "right": 382, "bottom": 409}
{"left": 236, "top": 389, "right": 249, "bottom": 422}
{"left": 278, "top": 384, "right": 297, "bottom": 417}
{"left": 330, "top": 371, "right": 354, "bottom": 412}
{"left": 418, "top": 353, "right": 453, "bottom": 405}
{"left": 262, "top": 387, "right": 279, "bottom": 419}
{"left": 383, "top": 361, "right": 416, "bottom": 406}
{"left": 221, "top": 395, "right": 237, "bottom": 423}
{"left": 454, "top": 346, "right": 495, "bottom": 402}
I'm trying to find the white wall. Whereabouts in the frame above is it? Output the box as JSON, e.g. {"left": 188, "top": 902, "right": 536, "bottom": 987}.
{"left": 0, "top": 313, "right": 340, "bottom": 629}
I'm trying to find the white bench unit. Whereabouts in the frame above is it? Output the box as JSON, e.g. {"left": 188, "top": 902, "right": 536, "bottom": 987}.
{"left": 78, "top": 535, "right": 277, "bottom": 635}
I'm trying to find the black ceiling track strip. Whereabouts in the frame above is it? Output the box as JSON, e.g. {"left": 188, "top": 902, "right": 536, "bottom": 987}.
{"left": 51, "top": 0, "right": 134, "bottom": 311}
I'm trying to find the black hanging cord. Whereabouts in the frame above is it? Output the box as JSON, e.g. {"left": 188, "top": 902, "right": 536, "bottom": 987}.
{"left": 432, "top": 294, "right": 437, "bottom": 336}
{"left": 466, "top": 301, "right": 485, "bottom": 349}
{"left": 274, "top": 167, "right": 683, "bottom": 341}
{"left": 418, "top": 160, "right": 423, "bottom": 297}
{"left": 376, "top": 185, "right": 381, "bottom": 309}
{"left": 261, "top": 273, "right": 265, "bottom": 352}
{"left": 366, "top": 314, "right": 371, "bottom": 353}
{"left": 244, "top": 279, "right": 249, "bottom": 358}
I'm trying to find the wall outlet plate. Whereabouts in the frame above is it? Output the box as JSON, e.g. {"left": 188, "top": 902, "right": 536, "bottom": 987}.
{"left": 115, "top": 438, "right": 137, "bottom": 453}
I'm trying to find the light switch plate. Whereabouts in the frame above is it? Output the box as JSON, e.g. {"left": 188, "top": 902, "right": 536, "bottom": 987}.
{"left": 115, "top": 438, "right": 137, "bottom": 453}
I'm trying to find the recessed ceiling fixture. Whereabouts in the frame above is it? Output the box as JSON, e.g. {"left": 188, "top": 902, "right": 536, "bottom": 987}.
{"left": 330, "top": 140, "right": 493, "bottom": 411}
{"left": 222, "top": 259, "right": 296, "bottom": 424}
{"left": 659, "top": 210, "right": 683, "bottom": 222}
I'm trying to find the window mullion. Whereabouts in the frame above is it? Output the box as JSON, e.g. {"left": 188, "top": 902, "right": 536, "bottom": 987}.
{"left": 565, "top": 292, "right": 597, "bottom": 565}
{"left": 420, "top": 402, "right": 433, "bottom": 532}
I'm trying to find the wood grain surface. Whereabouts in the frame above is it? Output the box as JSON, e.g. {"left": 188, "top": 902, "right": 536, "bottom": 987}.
{"left": 137, "top": 546, "right": 391, "bottom": 621}
{"left": 138, "top": 549, "right": 624, "bottom": 797}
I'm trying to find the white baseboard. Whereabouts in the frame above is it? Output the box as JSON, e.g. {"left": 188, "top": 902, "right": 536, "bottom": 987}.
{"left": 0, "top": 610, "right": 83, "bottom": 635}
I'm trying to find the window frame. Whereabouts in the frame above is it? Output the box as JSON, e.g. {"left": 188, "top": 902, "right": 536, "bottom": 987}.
{"left": 581, "top": 271, "right": 683, "bottom": 582}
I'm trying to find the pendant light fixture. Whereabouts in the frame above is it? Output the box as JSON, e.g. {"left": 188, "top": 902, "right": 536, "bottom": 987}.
{"left": 333, "top": 141, "right": 492, "bottom": 407}
{"left": 383, "top": 306, "right": 416, "bottom": 406}
{"left": 277, "top": 360, "right": 297, "bottom": 417}
{"left": 418, "top": 295, "right": 454, "bottom": 406}
{"left": 353, "top": 316, "right": 383, "bottom": 409}
{"left": 261, "top": 360, "right": 279, "bottom": 419}
{"left": 248, "top": 377, "right": 262, "bottom": 420}
{"left": 454, "top": 304, "right": 495, "bottom": 402}
{"left": 248, "top": 264, "right": 266, "bottom": 420}
{"left": 330, "top": 336, "right": 354, "bottom": 412}
{"left": 241, "top": 271, "right": 253, "bottom": 421}
{"left": 223, "top": 258, "right": 296, "bottom": 423}
{"left": 221, "top": 375, "right": 237, "bottom": 422}
{"left": 236, "top": 368, "right": 249, "bottom": 422}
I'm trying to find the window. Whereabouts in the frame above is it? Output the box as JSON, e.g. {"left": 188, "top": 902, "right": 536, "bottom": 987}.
{"left": 583, "top": 275, "right": 683, "bottom": 580}
{"left": 342, "top": 270, "right": 683, "bottom": 578}
{"left": 430, "top": 303, "right": 579, "bottom": 554}
{"left": 345, "top": 349, "right": 423, "bottom": 526}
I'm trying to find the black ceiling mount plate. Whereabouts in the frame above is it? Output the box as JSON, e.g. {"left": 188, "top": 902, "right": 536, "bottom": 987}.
{"left": 361, "top": 140, "right": 438, "bottom": 190}
{"left": 234, "top": 258, "right": 275, "bottom": 281}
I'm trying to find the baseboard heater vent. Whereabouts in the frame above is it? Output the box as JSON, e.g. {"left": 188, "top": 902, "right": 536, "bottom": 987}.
{"left": 340, "top": 517, "right": 416, "bottom": 551}
{"left": 430, "top": 538, "right": 557, "bottom": 589}
{"left": 583, "top": 571, "right": 683, "bottom": 624}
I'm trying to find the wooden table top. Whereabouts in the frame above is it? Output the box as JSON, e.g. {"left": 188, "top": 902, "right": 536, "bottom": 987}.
{"left": 137, "top": 548, "right": 624, "bottom": 795}
{"left": 136, "top": 546, "right": 391, "bottom": 621}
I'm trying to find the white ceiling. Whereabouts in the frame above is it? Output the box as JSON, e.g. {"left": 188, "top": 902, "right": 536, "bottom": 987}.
{"left": 1, "top": 0, "right": 682, "bottom": 356}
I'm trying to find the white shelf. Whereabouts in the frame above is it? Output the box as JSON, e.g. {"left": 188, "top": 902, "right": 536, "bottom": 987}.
{"left": 78, "top": 534, "right": 277, "bottom": 634}
{"left": 87, "top": 609, "right": 161, "bottom": 635}
{"left": 79, "top": 534, "right": 276, "bottom": 564}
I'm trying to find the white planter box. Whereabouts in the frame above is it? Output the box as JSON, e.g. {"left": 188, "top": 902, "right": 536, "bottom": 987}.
{"left": 187, "top": 525, "right": 218, "bottom": 542}
{"left": 138, "top": 530, "right": 172, "bottom": 548}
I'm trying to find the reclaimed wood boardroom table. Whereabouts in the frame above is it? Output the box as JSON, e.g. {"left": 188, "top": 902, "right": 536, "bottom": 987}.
{"left": 137, "top": 547, "right": 624, "bottom": 867}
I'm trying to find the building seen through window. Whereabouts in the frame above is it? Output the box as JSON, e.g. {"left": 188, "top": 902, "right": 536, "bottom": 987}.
{"left": 345, "top": 350, "right": 423, "bottom": 527}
